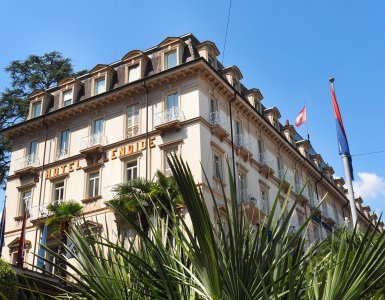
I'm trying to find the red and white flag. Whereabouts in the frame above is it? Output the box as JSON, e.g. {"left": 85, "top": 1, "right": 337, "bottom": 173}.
{"left": 295, "top": 106, "right": 307, "bottom": 127}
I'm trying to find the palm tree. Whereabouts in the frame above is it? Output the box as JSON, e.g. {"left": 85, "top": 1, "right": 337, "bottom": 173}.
{"left": 46, "top": 200, "right": 83, "bottom": 285}
{"left": 22, "top": 158, "right": 385, "bottom": 299}
{"left": 110, "top": 170, "right": 183, "bottom": 240}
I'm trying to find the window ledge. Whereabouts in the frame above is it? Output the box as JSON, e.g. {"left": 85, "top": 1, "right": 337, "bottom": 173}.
{"left": 81, "top": 195, "right": 102, "bottom": 204}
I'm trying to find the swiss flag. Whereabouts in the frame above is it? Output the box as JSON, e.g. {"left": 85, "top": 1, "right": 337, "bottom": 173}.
{"left": 295, "top": 106, "right": 307, "bottom": 127}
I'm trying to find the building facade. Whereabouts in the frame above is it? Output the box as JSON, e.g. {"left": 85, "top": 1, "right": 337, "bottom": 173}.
{"left": 1, "top": 33, "right": 380, "bottom": 269}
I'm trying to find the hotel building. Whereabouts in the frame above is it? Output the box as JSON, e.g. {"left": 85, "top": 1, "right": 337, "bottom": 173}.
{"left": 1, "top": 33, "right": 380, "bottom": 269}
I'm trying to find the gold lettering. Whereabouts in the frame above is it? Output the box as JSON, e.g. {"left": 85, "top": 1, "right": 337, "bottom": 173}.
{"left": 119, "top": 146, "right": 126, "bottom": 157}
{"left": 139, "top": 140, "right": 146, "bottom": 151}
{"left": 111, "top": 148, "right": 117, "bottom": 160}
{"left": 68, "top": 162, "right": 75, "bottom": 172}
{"left": 75, "top": 160, "right": 82, "bottom": 170}
{"left": 149, "top": 136, "right": 156, "bottom": 148}
{"left": 127, "top": 144, "right": 133, "bottom": 154}
{"left": 61, "top": 165, "right": 67, "bottom": 174}
{"left": 53, "top": 167, "right": 59, "bottom": 177}
{"left": 45, "top": 169, "right": 51, "bottom": 179}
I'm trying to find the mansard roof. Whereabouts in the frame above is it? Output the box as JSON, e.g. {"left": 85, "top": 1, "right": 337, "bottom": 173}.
{"left": 58, "top": 77, "right": 83, "bottom": 87}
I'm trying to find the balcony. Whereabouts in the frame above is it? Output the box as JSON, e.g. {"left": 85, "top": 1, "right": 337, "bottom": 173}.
{"left": 127, "top": 125, "right": 139, "bottom": 138}
{"left": 29, "top": 200, "right": 63, "bottom": 223}
{"left": 256, "top": 153, "right": 274, "bottom": 178}
{"left": 154, "top": 108, "right": 185, "bottom": 133}
{"left": 234, "top": 134, "right": 252, "bottom": 161}
{"left": 209, "top": 111, "right": 229, "bottom": 140}
{"left": 322, "top": 207, "right": 336, "bottom": 226}
{"left": 277, "top": 170, "right": 293, "bottom": 193}
{"left": 56, "top": 148, "right": 68, "bottom": 161}
{"left": 294, "top": 184, "right": 308, "bottom": 204}
{"left": 80, "top": 133, "right": 108, "bottom": 154}
{"left": 239, "top": 190, "right": 268, "bottom": 222}
{"left": 14, "top": 154, "right": 40, "bottom": 176}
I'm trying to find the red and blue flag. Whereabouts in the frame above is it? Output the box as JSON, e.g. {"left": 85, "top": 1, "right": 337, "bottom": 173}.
{"left": 330, "top": 84, "right": 354, "bottom": 179}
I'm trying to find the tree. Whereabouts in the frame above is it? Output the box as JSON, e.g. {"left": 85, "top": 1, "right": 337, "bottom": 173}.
{"left": 0, "top": 52, "right": 88, "bottom": 187}
{"left": 46, "top": 200, "right": 83, "bottom": 285}
{"left": 0, "top": 258, "right": 18, "bottom": 299}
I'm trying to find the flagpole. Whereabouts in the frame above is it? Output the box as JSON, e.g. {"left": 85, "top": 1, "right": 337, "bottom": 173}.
{"left": 305, "top": 99, "right": 310, "bottom": 141}
{"left": 329, "top": 77, "right": 358, "bottom": 227}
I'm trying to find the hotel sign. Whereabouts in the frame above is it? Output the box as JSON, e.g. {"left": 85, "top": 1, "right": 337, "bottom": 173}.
{"left": 45, "top": 137, "right": 155, "bottom": 179}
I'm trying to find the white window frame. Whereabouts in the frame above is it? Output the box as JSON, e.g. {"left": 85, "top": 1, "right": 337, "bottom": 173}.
{"left": 126, "top": 161, "right": 138, "bottom": 182}
{"left": 94, "top": 77, "right": 106, "bottom": 95}
{"left": 127, "top": 64, "right": 140, "bottom": 83}
{"left": 164, "top": 50, "right": 177, "bottom": 70}
{"left": 164, "top": 147, "right": 179, "bottom": 176}
{"left": 126, "top": 104, "right": 140, "bottom": 138}
{"left": 62, "top": 89, "right": 73, "bottom": 107}
{"left": 88, "top": 171, "right": 100, "bottom": 198}
{"left": 53, "top": 181, "right": 65, "bottom": 202}
{"left": 213, "top": 153, "right": 223, "bottom": 179}
{"left": 32, "top": 101, "right": 42, "bottom": 118}
{"left": 19, "top": 190, "right": 31, "bottom": 216}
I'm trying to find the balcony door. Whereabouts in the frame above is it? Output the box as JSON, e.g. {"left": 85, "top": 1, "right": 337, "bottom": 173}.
{"left": 167, "top": 93, "right": 178, "bottom": 111}
{"left": 93, "top": 118, "right": 104, "bottom": 135}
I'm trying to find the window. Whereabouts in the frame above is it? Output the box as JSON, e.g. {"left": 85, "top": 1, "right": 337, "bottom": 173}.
{"left": 165, "top": 50, "right": 177, "bottom": 69}
{"left": 294, "top": 173, "right": 301, "bottom": 193}
{"left": 313, "top": 223, "right": 321, "bottom": 241}
{"left": 210, "top": 98, "right": 218, "bottom": 114}
{"left": 29, "top": 141, "right": 38, "bottom": 156}
{"left": 32, "top": 101, "right": 42, "bottom": 118}
{"left": 166, "top": 92, "right": 179, "bottom": 111}
{"left": 88, "top": 172, "right": 100, "bottom": 198}
{"left": 238, "top": 172, "right": 247, "bottom": 202}
{"left": 260, "top": 187, "right": 269, "bottom": 213}
{"left": 57, "top": 129, "right": 69, "bottom": 160}
{"left": 63, "top": 90, "right": 73, "bottom": 107}
{"left": 127, "top": 104, "right": 139, "bottom": 137}
{"left": 164, "top": 148, "right": 178, "bottom": 176}
{"left": 28, "top": 141, "right": 38, "bottom": 166}
{"left": 208, "top": 55, "right": 215, "bottom": 67}
{"left": 126, "top": 161, "right": 138, "bottom": 181}
{"left": 54, "top": 182, "right": 65, "bottom": 202}
{"left": 257, "top": 139, "right": 265, "bottom": 155}
{"left": 276, "top": 156, "right": 283, "bottom": 172}
{"left": 213, "top": 154, "right": 222, "bottom": 178}
{"left": 19, "top": 191, "right": 31, "bottom": 216}
{"left": 92, "top": 118, "right": 104, "bottom": 135}
{"left": 233, "top": 80, "right": 240, "bottom": 92}
{"left": 95, "top": 78, "right": 106, "bottom": 95}
{"left": 128, "top": 65, "right": 140, "bottom": 83}
{"left": 45, "top": 246, "right": 59, "bottom": 274}
{"left": 308, "top": 183, "right": 315, "bottom": 206}
{"left": 333, "top": 206, "right": 339, "bottom": 226}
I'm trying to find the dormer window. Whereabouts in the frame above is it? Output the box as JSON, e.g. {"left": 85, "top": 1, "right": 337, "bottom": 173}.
{"left": 165, "top": 50, "right": 177, "bottom": 69}
{"left": 233, "top": 80, "right": 240, "bottom": 92}
{"left": 128, "top": 65, "right": 140, "bottom": 83}
{"left": 208, "top": 55, "right": 215, "bottom": 67}
{"left": 32, "top": 101, "right": 42, "bottom": 118}
{"left": 62, "top": 90, "right": 73, "bottom": 107}
{"left": 95, "top": 78, "right": 106, "bottom": 95}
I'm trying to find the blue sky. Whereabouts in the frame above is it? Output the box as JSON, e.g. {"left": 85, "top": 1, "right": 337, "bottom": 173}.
{"left": 1, "top": 1, "right": 385, "bottom": 214}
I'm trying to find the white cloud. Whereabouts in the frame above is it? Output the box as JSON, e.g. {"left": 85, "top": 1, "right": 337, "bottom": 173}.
{"left": 353, "top": 172, "right": 385, "bottom": 200}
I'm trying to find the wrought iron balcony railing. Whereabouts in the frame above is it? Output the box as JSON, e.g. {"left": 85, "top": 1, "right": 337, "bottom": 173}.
{"left": 153, "top": 108, "right": 185, "bottom": 128}
{"left": 56, "top": 148, "right": 68, "bottom": 161}
{"left": 14, "top": 154, "right": 40, "bottom": 171}
{"left": 80, "top": 133, "right": 108, "bottom": 151}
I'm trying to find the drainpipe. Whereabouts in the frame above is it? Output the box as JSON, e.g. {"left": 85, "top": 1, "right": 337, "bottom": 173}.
{"left": 228, "top": 92, "right": 237, "bottom": 193}
{"left": 143, "top": 80, "right": 149, "bottom": 180}
{"left": 32, "top": 118, "right": 49, "bottom": 269}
